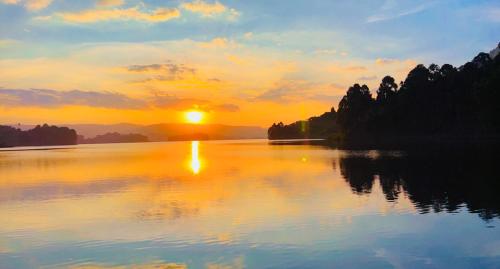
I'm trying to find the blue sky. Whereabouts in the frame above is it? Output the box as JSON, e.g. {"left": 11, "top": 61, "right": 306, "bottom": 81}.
{"left": 0, "top": 0, "right": 499, "bottom": 125}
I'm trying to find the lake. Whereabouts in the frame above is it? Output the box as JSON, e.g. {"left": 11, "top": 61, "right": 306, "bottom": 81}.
{"left": 0, "top": 140, "right": 499, "bottom": 269}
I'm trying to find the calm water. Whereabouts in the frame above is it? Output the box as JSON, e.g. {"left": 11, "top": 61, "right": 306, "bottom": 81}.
{"left": 0, "top": 140, "right": 499, "bottom": 269}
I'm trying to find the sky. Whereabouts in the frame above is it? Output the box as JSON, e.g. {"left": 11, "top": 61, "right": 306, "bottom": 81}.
{"left": 0, "top": 0, "right": 499, "bottom": 127}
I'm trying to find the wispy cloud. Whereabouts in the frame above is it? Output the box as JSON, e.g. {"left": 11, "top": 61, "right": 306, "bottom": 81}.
{"left": 150, "top": 93, "right": 239, "bottom": 112}
{"left": 213, "top": 103, "right": 239, "bottom": 112}
{"left": 127, "top": 63, "right": 195, "bottom": 75}
{"left": 375, "top": 58, "right": 417, "bottom": 66}
{"left": 0, "top": 88, "right": 240, "bottom": 112}
{"left": 366, "top": 1, "right": 436, "bottom": 23}
{"left": 96, "top": 0, "right": 124, "bottom": 7}
{"left": 198, "top": 37, "right": 239, "bottom": 49}
{"left": 255, "top": 80, "right": 336, "bottom": 103}
{"left": 0, "top": 88, "right": 146, "bottom": 109}
{"left": 181, "top": 0, "right": 226, "bottom": 16}
{"left": 127, "top": 62, "right": 197, "bottom": 82}
{"left": 181, "top": 0, "right": 240, "bottom": 20}
{"left": 357, "top": 75, "right": 378, "bottom": 81}
{"left": 1, "top": 0, "right": 52, "bottom": 11}
{"left": 54, "top": 6, "right": 181, "bottom": 23}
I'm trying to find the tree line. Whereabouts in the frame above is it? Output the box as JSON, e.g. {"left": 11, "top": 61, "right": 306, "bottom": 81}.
{"left": 268, "top": 43, "right": 500, "bottom": 146}
{"left": 0, "top": 124, "right": 77, "bottom": 147}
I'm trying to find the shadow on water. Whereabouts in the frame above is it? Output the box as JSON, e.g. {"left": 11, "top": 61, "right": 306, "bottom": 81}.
{"left": 338, "top": 149, "right": 500, "bottom": 221}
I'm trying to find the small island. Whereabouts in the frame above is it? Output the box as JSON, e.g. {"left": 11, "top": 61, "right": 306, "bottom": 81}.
{"left": 78, "top": 132, "right": 149, "bottom": 144}
{"left": 0, "top": 124, "right": 77, "bottom": 148}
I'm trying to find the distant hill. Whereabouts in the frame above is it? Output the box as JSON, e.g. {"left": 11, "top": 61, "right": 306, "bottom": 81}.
{"left": 14, "top": 123, "right": 267, "bottom": 141}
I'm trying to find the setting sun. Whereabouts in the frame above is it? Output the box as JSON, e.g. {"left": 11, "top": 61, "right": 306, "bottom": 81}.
{"left": 185, "top": 111, "right": 204, "bottom": 124}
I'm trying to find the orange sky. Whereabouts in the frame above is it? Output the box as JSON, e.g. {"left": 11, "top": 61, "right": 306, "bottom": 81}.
{"left": 0, "top": 39, "right": 417, "bottom": 127}
{"left": 1, "top": 0, "right": 497, "bottom": 127}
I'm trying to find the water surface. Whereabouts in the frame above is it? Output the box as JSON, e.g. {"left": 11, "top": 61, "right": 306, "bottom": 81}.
{"left": 0, "top": 140, "right": 499, "bottom": 269}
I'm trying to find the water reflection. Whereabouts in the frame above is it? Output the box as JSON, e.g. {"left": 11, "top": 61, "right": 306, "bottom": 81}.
{"left": 339, "top": 150, "right": 500, "bottom": 221}
{"left": 0, "top": 141, "right": 499, "bottom": 269}
{"left": 190, "top": 141, "right": 201, "bottom": 174}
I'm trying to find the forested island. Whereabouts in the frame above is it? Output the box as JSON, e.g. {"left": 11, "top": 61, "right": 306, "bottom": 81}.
{"left": 78, "top": 132, "right": 149, "bottom": 144}
{"left": 0, "top": 124, "right": 77, "bottom": 147}
{"left": 0, "top": 125, "right": 150, "bottom": 148}
{"left": 268, "top": 43, "right": 500, "bottom": 147}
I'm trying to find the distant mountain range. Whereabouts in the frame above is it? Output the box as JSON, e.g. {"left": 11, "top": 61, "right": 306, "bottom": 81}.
{"left": 12, "top": 123, "right": 267, "bottom": 141}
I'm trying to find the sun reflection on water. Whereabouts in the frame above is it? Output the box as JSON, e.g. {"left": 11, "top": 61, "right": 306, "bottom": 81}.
{"left": 190, "top": 141, "right": 201, "bottom": 174}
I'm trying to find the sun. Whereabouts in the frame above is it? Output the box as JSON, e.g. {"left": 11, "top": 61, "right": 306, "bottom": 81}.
{"left": 185, "top": 110, "right": 204, "bottom": 124}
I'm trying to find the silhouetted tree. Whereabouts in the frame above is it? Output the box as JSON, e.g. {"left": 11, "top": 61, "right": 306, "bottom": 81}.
{"left": 376, "top": 76, "right": 398, "bottom": 105}
{"left": 337, "top": 84, "right": 373, "bottom": 133}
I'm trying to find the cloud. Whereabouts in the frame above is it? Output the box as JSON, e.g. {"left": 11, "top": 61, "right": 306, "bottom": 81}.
{"left": 243, "top": 32, "right": 253, "bottom": 39}
{"left": 151, "top": 93, "right": 239, "bottom": 112}
{"left": 226, "top": 54, "right": 248, "bottom": 65}
{"left": 0, "top": 88, "right": 146, "bottom": 109}
{"left": 328, "top": 64, "right": 367, "bottom": 73}
{"left": 96, "top": 0, "right": 124, "bottom": 7}
{"left": 181, "top": 0, "right": 240, "bottom": 20}
{"left": 375, "top": 58, "right": 417, "bottom": 69}
{"left": 366, "top": 1, "right": 435, "bottom": 23}
{"left": 1, "top": 0, "right": 52, "bottom": 11}
{"left": 0, "top": 88, "right": 240, "bottom": 113}
{"left": 255, "top": 80, "right": 321, "bottom": 103}
{"left": 314, "top": 49, "right": 337, "bottom": 55}
{"left": 69, "top": 262, "right": 187, "bottom": 269}
{"left": 255, "top": 86, "right": 293, "bottom": 102}
{"left": 198, "top": 37, "right": 235, "bottom": 49}
{"left": 126, "top": 62, "right": 200, "bottom": 83}
{"left": 127, "top": 62, "right": 196, "bottom": 80}
{"left": 56, "top": 6, "right": 180, "bottom": 23}
{"left": 150, "top": 94, "right": 207, "bottom": 109}
{"left": 375, "top": 58, "right": 399, "bottom": 65}
{"left": 330, "top": 82, "right": 347, "bottom": 91}
{"left": 357, "top": 75, "right": 378, "bottom": 81}
{"left": 213, "top": 103, "right": 239, "bottom": 112}
{"left": 181, "top": 0, "right": 226, "bottom": 16}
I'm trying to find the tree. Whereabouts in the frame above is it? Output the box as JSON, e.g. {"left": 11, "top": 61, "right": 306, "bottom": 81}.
{"left": 337, "top": 84, "right": 373, "bottom": 132}
{"left": 376, "top": 76, "right": 398, "bottom": 105}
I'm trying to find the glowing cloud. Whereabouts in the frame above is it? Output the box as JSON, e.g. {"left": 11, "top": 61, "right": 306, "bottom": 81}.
{"left": 1, "top": 0, "right": 52, "bottom": 11}
{"left": 56, "top": 6, "right": 181, "bottom": 23}
{"left": 181, "top": 0, "right": 226, "bottom": 16}
{"left": 96, "top": 0, "right": 124, "bottom": 7}
{"left": 181, "top": 0, "right": 240, "bottom": 20}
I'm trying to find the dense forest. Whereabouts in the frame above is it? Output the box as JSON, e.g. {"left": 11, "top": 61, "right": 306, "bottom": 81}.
{"left": 0, "top": 124, "right": 77, "bottom": 147}
{"left": 268, "top": 43, "right": 500, "bottom": 146}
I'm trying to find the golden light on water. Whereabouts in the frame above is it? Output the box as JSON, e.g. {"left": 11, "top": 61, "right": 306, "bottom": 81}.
{"left": 190, "top": 141, "right": 201, "bottom": 174}
{"left": 185, "top": 110, "right": 204, "bottom": 124}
